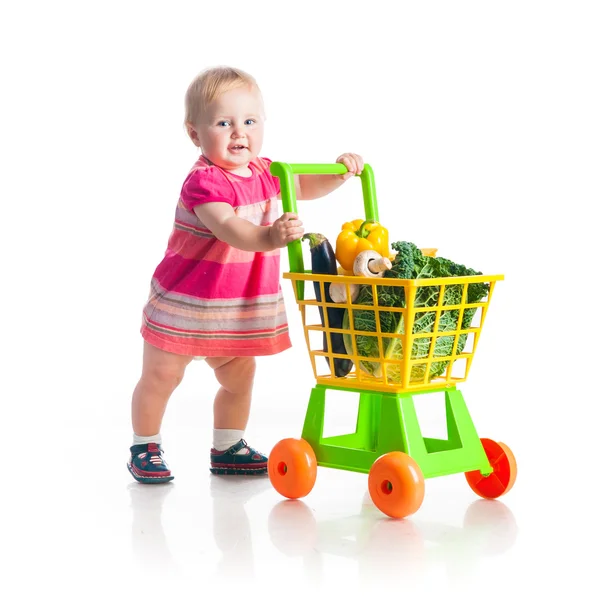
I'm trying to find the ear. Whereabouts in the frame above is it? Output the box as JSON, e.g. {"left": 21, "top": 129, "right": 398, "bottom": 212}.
{"left": 185, "top": 122, "right": 201, "bottom": 147}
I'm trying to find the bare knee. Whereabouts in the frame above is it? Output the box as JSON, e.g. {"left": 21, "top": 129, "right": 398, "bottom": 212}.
{"left": 138, "top": 343, "right": 191, "bottom": 393}
{"left": 145, "top": 364, "right": 185, "bottom": 390}
{"left": 214, "top": 357, "right": 256, "bottom": 394}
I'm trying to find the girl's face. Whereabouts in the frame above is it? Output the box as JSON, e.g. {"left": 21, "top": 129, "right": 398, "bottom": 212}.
{"left": 194, "top": 85, "right": 265, "bottom": 176}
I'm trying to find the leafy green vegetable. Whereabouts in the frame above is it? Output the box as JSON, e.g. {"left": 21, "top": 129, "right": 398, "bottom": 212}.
{"left": 343, "top": 241, "right": 490, "bottom": 383}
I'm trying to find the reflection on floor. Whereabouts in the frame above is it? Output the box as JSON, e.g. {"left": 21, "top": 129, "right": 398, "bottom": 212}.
{"left": 128, "top": 474, "right": 518, "bottom": 587}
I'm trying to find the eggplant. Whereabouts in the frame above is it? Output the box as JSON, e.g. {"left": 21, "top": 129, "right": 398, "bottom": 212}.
{"left": 302, "top": 233, "right": 353, "bottom": 377}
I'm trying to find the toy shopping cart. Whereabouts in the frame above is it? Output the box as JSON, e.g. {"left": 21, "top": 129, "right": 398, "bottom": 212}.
{"left": 268, "top": 162, "right": 517, "bottom": 519}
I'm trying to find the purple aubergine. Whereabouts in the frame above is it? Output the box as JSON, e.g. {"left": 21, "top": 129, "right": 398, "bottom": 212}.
{"left": 302, "top": 233, "right": 353, "bottom": 377}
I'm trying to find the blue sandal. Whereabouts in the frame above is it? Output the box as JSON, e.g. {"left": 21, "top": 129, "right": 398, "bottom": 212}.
{"left": 210, "top": 439, "right": 268, "bottom": 475}
{"left": 127, "top": 443, "right": 174, "bottom": 483}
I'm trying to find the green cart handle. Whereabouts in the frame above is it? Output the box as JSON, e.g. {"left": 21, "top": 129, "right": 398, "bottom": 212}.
{"left": 270, "top": 162, "right": 380, "bottom": 299}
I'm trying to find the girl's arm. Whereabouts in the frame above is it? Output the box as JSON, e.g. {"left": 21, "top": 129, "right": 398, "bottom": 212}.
{"left": 193, "top": 203, "right": 304, "bottom": 252}
{"left": 296, "top": 153, "right": 364, "bottom": 200}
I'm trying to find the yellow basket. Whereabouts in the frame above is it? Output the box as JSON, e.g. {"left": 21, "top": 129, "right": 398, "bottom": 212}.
{"left": 284, "top": 272, "right": 504, "bottom": 393}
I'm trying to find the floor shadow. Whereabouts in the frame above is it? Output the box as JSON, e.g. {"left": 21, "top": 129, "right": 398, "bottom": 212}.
{"left": 128, "top": 473, "right": 517, "bottom": 587}
{"left": 128, "top": 481, "right": 176, "bottom": 570}
{"left": 208, "top": 475, "right": 273, "bottom": 581}
{"left": 128, "top": 475, "right": 272, "bottom": 580}
{"left": 267, "top": 490, "right": 518, "bottom": 585}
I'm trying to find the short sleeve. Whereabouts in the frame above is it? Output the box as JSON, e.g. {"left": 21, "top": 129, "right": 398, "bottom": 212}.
{"left": 180, "top": 167, "right": 234, "bottom": 212}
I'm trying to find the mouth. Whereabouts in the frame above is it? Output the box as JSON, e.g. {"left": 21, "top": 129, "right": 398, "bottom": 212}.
{"left": 229, "top": 145, "right": 248, "bottom": 152}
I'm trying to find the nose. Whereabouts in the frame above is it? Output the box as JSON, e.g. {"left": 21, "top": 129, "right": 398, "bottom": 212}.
{"left": 231, "top": 123, "right": 246, "bottom": 138}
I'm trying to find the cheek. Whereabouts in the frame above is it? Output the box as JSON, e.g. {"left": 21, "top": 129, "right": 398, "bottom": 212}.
{"left": 207, "top": 131, "right": 228, "bottom": 147}
{"left": 251, "top": 129, "right": 264, "bottom": 145}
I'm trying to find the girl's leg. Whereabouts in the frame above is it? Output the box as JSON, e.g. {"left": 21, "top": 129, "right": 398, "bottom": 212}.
{"left": 132, "top": 341, "right": 194, "bottom": 436}
{"left": 205, "top": 356, "right": 267, "bottom": 475}
{"left": 205, "top": 356, "right": 256, "bottom": 430}
{"left": 128, "top": 342, "right": 194, "bottom": 483}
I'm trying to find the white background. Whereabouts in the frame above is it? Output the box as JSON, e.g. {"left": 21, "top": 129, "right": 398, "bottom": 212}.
{"left": 1, "top": 1, "right": 598, "bottom": 598}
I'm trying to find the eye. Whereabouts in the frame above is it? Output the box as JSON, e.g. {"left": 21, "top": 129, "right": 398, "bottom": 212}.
{"left": 217, "top": 120, "right": 230, "bottom": 127}
{"left": 244, "top": 119, "right": 256, "bottom": 125}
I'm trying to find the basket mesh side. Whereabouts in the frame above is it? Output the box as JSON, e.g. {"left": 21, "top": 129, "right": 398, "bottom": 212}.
{"left": 289, "top": 273, "right": 496, "bottom": 392}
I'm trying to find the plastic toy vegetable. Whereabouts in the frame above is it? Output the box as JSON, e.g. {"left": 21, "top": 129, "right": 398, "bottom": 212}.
{"left": 335, "top": 219, "right": 390, "bottom": 272}
{"left": 302, "top": 233, "right": 353, "bottom": 377}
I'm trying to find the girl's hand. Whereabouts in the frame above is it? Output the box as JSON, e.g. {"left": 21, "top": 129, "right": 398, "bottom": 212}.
{"left": 336, "top": 153, "right": 364, "bottom": 181}
{"left": 269, "top": 212, "right": 304, "bottom": 248}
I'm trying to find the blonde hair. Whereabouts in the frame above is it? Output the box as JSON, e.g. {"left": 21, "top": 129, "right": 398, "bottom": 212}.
{"left": 184, "top": 66, "right": 258, "bottom": 128}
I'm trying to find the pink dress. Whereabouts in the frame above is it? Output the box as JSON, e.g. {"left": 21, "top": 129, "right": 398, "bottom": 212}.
{"left": 140, "top": 155, "right": 292, "bottom": 357}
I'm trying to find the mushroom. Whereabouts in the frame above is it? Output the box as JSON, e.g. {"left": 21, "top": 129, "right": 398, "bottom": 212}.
{"left": 353, "top": 250, "right": 392, "bottom": 277}
{"left": 329, "top": 281, "right": 360, "bottom": 303}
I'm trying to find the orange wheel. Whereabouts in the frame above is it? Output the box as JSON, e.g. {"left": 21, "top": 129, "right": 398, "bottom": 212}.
{"left": 268, "top": 438, "right": 317, "bottom": 499}
{"left": 368, "top": 452, "right": 425, "bottom": 519}
{"left": 465, "top": 439, "right": 517, "bottom": 499}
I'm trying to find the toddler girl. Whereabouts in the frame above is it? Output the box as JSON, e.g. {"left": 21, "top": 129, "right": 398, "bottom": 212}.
{"left": 127, "top": 66, "right": 364, "bottom": 483}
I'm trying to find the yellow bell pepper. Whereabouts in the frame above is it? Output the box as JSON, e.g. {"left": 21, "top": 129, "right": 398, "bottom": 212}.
{"left": 335, "top": 219, "right": 390, "bottom": 272}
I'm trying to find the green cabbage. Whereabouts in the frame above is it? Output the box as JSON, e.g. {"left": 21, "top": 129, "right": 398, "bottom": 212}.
{"left": 342, "top": 242, "right": 490, "bottom": 384}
